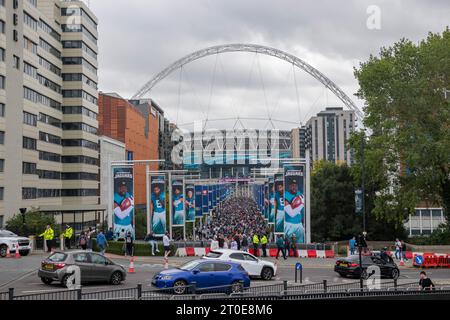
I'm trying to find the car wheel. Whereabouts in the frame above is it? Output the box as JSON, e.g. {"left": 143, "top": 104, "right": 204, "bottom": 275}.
{"left": 173, "top": 280, "right": 187, "bottom": 295}
{"left": 261, "top": 267, "right": 273, "bottom": 281}
{"left": 231, "top": 281, "right": 244, "bottom": 294}
{"left": 391, "top": 268, "right": 400, "bottom": 280}
{"left": 0, "top": 245, "right": 6, "bottom": 258}
{"left": 110, "top": 271, "right": 123, "bottom": 285}
{"left": 41, "top": 277, "right": 53, "bottom": 285}
{"left": 61, "top": 275, "right": 72, "bottom": 288}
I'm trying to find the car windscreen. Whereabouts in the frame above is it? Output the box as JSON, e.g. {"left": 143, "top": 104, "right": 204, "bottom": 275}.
{"left": 0, "top": 231, "right": 17, "bottom": 237}
{"left": 47, "top": 252, "right": 67, "bottom": 262}
{"left": 205, "top": 251, "right": 222, "bottom": 258}
{"left": 179, "top": 260, "right": 201, "bottom": 271}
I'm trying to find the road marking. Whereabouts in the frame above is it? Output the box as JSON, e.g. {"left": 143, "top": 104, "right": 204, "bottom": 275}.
{"left": 0, "top": 269, "right": 37, "bottom": 290}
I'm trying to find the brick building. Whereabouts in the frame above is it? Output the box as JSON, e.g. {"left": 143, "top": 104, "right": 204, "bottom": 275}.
{"left": 98, "top": 93, "right": 159, "bottom": 208}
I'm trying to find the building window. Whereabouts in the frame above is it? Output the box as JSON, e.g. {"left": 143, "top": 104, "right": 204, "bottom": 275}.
{"left": 38, "top": 19, "right": 61, "bottom": 42}
{"left": 0, "top": 75, "right": 5, "bottom": 89}
{"left": 62, "top": 155, "right": 99, "bottom": 166}
{"left": 62, "top": 139, "right": 99, "bottom": 151}
{"left": 24, "top": 37, "right": 38, "bottom": 54}
{"left": 0, "top": 20, "right": 5, "bottom": 34}
{"left": 38, "top": 170, "right": 61, "bottom": 180}
{"left": 61, "top": 189, "right": 99, "bottom": 197}
{"left": 24, "top": 61, "right": 38, "bottom": 79}
{"left": 37, "top": 74, "right": 61, "bottom": 93}
{"left": 0, "top": 48, "right": 5, "bottom": 61}
{"left": 23, "top": 136, "right": 37, "bottom": 150}
{"left": 38, "top": 189, "right": 61, "bottom": 198}
{"left": 62, "top": 106, "right": 97, "bottom": 120}
{"left": 22, "top": 162, "right": 37, "bottom": 175}
{"left": 39, "top": 56, "right": 61, "bottom": 77}
{"left": 39, "top": 38, "right": 61, "bottom": 59}
{"left": 22, "top": 188, "right": 37, "bottom": 200}
{"left": 62, "top": 122, "right": 97, "bottom": 134}
{"left": 62, "top": 172, "right": 99, "bottom": 181}
{"left": 39, "top": 151, "right": 61, "bottom": 163}
{"left": 13, "top": 55, "right": 20, "bottom": 69}
{"left": 39, "top": 131, "right": 61, "bottom": 145}
{"left": 0, "top": 103, "right": 4, "bottom": 117}
{"left": 23, "top": 111, "right": 37, "bottom": 126}
{"left": 0, "top": 131, "right": 4, "bottom": 145}
{"left": 62, "top": 90, "right": 97, "bottom": 104}
{"left": 0, "top": 159, "right": 4, "bottom": 172}
{"left": 24, "top": 12, "right": 38, "bottom": 31}
{"left": 0, "top": 187, "right": 3, "bottom": 201}
{"left": 38, "top": 113, "right": 61, "bottom": 128}
{"left": 27, "top": 0, "right": 37, "bottom": 7}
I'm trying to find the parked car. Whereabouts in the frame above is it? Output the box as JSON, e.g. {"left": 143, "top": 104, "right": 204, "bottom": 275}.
{"left": 203, "top": 249, "right": 277, "bottom": 280}
{"left": 334, "top": 254, "right": 400, "bottom": 280}
{"left": 38, "top": 251, "right": 126, "bottom": 287}
{"left": 152, "top": 259, "right": 251, "bottom": 295}
{"left": 0, "top": 230, "right": 32, "bottom": 258}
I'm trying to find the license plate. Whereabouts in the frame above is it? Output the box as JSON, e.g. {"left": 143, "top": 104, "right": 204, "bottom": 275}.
{"left": 340, "top": 263, "right": 348, "bottom": 267}
{"left": 43, "top": 264, "right": 53, "bottom": 271}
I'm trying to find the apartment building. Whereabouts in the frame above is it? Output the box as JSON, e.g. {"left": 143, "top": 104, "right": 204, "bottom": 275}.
{"left": 0, "top": 0, "right": 103, "bottom": 230}
{"left": 306, "top": 107, "right": 355, "bottom": 166}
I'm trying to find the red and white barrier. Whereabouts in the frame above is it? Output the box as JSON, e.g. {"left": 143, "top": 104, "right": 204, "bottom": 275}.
{"left": 175, "top": 247, "right": 335, "bottom": 258}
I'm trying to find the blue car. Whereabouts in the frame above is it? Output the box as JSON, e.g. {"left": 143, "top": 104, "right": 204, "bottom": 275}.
{"left": 152, "top": 259, "right": 251, "bottom": 294}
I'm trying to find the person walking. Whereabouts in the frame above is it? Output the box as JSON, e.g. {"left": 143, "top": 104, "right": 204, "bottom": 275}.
{"left": 260, "top": 234, "right": 268, "bottom": 257}
{"left": 96, "top": 230, "right": 108, "bottom": 255}
{"left": 284, "top": 235, "right": 291, "bottom": 258}
{"left": 144, "top": 232, "right": 160, "bottom": 256}
{"left": 63, "top": 224, "right": 73, "bottom": 250}
{"left": 241, "top": 234, "right": 248, "bottom": 252}
{"left": 419, "top": 271, "right": 435, "bottom": 291}
{"left": 276, "top": 235, "right": 286, "bottom": 260}
{"left": 106, "top": 227, "right": 114, "bottom": 241}
{"left": 291, "top": 234, "right": 298, "bottom": 257}
{"left": 86, "top": 227, "right": 94, "bottom": 252}
{"left": 401, "top": 240, "right": 408, "bottom": 261}
{"left": 79, "top": 232, "right": 87, "bottom": 250}
{"left": 210, "top": 236, "right": 219, "bottom": 250}
{"left": 218, "top": 234, "right": 225, "bottom": 249}
{"left": 125, "top": 231, "right": 134, "bottom": 256}
{"left": 39, "top": 225, "right": 54, "bottom": 253}
{"left": 234, "top": 233, "right": 241, "bottom": 251}
{"left": 252, "top": 233, "right": 260, "bottom": 257}
{"left": 349, "top": 236, "right": 356, "bottom": 255}
{"left": 395, "top": 238, "right": 402, "bottom": 260}
{"left": 163, "top": 231, "right": 171, "bottom": 268}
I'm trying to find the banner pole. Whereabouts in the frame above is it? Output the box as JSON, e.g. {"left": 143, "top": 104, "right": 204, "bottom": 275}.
{"left": 168, "top": 172, "right": 173, "bottom": 240}
{"left": 146, "top": 165, "right": 151, "bottom": 235}
{"left": 306, "top": 149, "right": 311, "bottom": 244}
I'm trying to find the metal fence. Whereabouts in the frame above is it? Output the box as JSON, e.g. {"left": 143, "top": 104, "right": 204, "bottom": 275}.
{"left": 2, "top": 282, "right": 448, "bottom": 301}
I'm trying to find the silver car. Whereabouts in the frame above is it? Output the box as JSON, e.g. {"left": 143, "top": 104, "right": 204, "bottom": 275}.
{"left": 38, "top": 251, "right": 126, "bottom": 288}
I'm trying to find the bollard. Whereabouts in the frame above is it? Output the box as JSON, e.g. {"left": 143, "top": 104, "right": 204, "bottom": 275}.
{"left": 191, "top": 281, "right": 197, "bottom": 297}
{"left": 323, "top": 280, "right": 328, "bottom": 293}
{"left": 8, "top": 288, "right": 14, "bottom": 300}
{"left": 77, "top": 288, "right": 82, "bottom": 300}
{"left": 283, "top": 280, "right": 288, "bottom": 296}
{"left": 137, "top": 283, "right": 142, "bottom": 300}
{"left": 394, "top": 278, "right": 398, "bottom": 290}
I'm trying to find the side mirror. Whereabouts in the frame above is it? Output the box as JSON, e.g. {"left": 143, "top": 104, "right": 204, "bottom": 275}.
{"left": 192, "top": 269, "right": 200, "bottom": 275}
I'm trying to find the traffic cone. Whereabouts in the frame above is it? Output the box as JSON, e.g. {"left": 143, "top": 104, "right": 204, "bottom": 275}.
{"left": 15, "top": 244, "right": 21, "bottom": 259}
{"left": 128, "top": 257, "right": 135, "bottom": 273}
{"left": 5, "top": 245, "right": 11, "bottom": 258}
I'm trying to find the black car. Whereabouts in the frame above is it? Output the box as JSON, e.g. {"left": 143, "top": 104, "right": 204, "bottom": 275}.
{"left": 334, "top": 254, "right": 400, "bottom": 280}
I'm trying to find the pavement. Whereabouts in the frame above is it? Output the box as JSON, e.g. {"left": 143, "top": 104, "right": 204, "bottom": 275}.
{"left": 1, "top": 251, "right": 450, "bottom": 295}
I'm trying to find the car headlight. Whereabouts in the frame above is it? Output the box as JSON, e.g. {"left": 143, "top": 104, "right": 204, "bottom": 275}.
{"left": 160, "top": 275, "right": 172, "bottom": 280}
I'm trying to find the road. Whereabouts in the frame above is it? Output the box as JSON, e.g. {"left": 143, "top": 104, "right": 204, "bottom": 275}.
{"left": 1, "top": 251, "right": 450, "bottom": 295}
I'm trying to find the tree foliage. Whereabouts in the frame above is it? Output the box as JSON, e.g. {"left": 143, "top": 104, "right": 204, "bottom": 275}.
{"left": 351, "top": 28, "right": 450, "bottom": 226}
{"left": 6, "top": 211, "right": 56, "bottom": 237}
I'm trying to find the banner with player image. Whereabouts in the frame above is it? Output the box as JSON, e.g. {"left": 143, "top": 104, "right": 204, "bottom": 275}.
{"left": 185, "top": 184, "right": 196, "bottom": 222}
{"left": 150, "top": 175, "right": 166, "bottom": 236}
{"left": 195, "top": 185, "right": 203, "bottom": 218}
{"left": 264, "top": 183, "right": 269, "bottom": 220}
{"left": 284, "top": 164, "right": 306, "bottom": 244}
{"left": 171, "top": 178, "right": 185, "bottom": 227}
{"left": 113, "top": 167, "right": 135, "bottom": 238}
{"left": 274, "top": 174, "right": 285, "bottom": 233}
{"left": 268, "top": 179, "right": 275, "bottom": 225}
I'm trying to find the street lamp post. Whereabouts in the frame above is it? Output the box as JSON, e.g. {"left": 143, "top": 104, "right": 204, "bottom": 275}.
{"left": 361, "top": 132, "right": 366, "bottom": 233}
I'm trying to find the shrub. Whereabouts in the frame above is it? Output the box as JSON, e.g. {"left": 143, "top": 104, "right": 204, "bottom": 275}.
{"left": 92, "top": 239, "right": 176, "bottom": 257}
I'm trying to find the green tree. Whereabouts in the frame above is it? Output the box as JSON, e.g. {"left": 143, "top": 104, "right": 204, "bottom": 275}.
{"left": 6, "top": 211, "right": 56, "bottom": 237}
{"left": 351, "top": 28, "right": 450, "bottom": 227}
{"left": 134, "top": 208, "right": 147, "bottom": 240}
{"left": 311, "top": 161, "right": 360, "bottom": 242}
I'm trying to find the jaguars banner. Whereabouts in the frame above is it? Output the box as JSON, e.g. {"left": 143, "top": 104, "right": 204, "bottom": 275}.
{"left": 150, "top": 175, "right": 166, "bottom": 236}
{"left": 172, "top": 178, "right": 185, "bottom": 226}
{"left": 195, "top": 185, "right": 203, "bottom": 218}
{"left": 284, "top": 164, "right": 306, "bottom": 244}
{"left": 185, "top": 184, "right": 195, "bottom": 222}
{"left": 113, "top": 167, "right": 135, "bottom": 238}
{"left": 268, "top": 178, "right": 275, "bottom": 225}
{"left": 274, "top": 174, "right": 284, "bottom": 233}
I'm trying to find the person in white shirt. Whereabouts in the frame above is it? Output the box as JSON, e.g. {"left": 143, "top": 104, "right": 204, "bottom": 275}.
{"left": 210, "top": 236, "right": 219, "bottom": 250}
{"left": 163, "top": 232, "right": 171, "bottom": 260}
{"left": 230, "top": 239, "right": 238, "bottom": 250}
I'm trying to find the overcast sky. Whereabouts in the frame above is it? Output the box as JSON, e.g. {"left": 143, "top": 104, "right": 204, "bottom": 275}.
{"left": 89, "top": 0, "right": 448, "bottom": 130}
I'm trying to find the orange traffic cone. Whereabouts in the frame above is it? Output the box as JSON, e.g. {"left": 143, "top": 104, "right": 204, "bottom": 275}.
{"left": 128, "top": 257, "right": 135, "bottom": 273}
{"left": 15, "top": 244, "right": 21, "bottom": 259}
{"left": 6, "top": 245, "right": 11, "bottom": 258}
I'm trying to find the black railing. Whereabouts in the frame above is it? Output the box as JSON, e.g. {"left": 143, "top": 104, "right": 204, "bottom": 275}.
{"left": 2, "top": 283, "right": 449, "bottom": 301}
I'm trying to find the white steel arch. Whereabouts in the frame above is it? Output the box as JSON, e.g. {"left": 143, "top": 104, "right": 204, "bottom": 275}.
{"left": 132, "top": 43, "right": 364, "bottom": 119}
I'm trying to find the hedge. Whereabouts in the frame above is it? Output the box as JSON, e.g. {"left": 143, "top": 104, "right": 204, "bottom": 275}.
{"left": 92, "top": 239, "right": 176, "bottom": 257}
